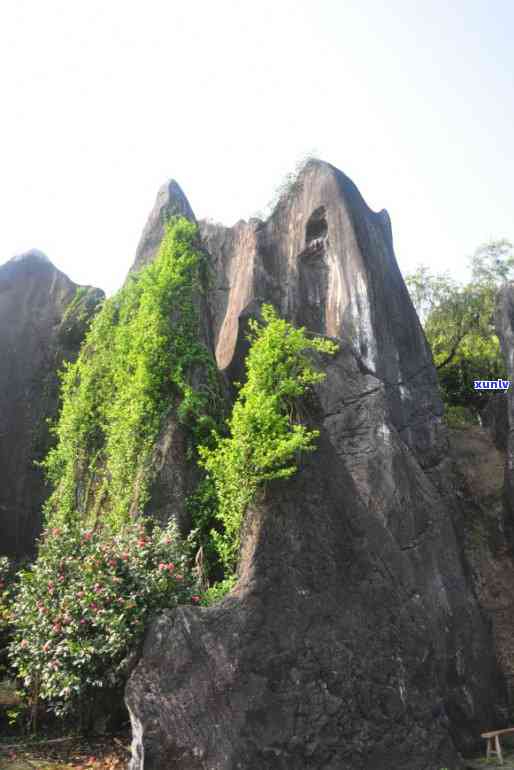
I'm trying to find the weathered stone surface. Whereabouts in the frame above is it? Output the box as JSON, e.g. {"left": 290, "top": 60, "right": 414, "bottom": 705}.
{"left": 481, "top": 393, "right": 509, "bottom": 452}
{"left": 201, "top": 160, "right": 445, "bottom": 469}
{"left": 0, "top": 250, "right": 103, "bottom": 557}
{"left": 495, "top": 283, "right": 514, "bottom": 544}
{"left": 126, "top": 162, "right": 504, "bottom": 769}
{"left": 131, "top": 180, "right": 196, "bottom": 274}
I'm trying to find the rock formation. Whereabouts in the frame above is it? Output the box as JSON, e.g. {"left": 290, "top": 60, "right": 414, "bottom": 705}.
{"left": 125, "top": 161, "right": 505, "bottom": 769}
{"left": 0, "top": 250, "right": 103, "bottom": 557}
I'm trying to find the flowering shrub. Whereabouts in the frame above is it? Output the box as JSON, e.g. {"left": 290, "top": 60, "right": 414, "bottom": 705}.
{"left": 8, "top": 518, "right": 200, "bottom": 718}
{"left": 0, "top": 556, "right": 15, "bottom": 678}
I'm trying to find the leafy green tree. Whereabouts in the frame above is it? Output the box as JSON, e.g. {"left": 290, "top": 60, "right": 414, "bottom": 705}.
{"left": 406, "top": 239, "right": 513, "bottom": 419}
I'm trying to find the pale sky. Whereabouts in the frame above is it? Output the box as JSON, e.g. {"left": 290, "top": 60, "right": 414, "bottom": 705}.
{"left": 0, "top": 0, "right": 512, "bottom": 295}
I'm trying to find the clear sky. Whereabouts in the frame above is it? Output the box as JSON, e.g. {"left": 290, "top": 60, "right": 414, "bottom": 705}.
{"left": 0, "top": 0, "right": 512, "bottom": 295}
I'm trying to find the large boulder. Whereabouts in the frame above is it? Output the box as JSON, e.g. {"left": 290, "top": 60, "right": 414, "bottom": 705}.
{"left": 0, "top": 250, "right": 103, "bottom": 557}
{"left": 126, "top": 162, "right": 504, "bottom": 769}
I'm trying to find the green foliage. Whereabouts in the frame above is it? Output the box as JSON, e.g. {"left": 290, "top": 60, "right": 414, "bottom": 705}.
{"left": 444, "top": 405, "right": 477, "bottom": 429}
{"left": 199, "top": 304, "right": 338, "bottom": 574}
{"left": 42, "top": 216, "right": 220, "bottom": 530}
{"left": 406, "top": 240, "right": 513, "bottom": 417}
{"left": 7, "top": 217, "right": 224, "bottom": 720}
{"left": 59, "top": 286, "right": 103, "bottom": 348}
{"left": 0, "top": 557, "right": 15, "bottom": 679}
{"left": 199, "top": 574, "right": 237, "bottom": 606}
{"left": 8, "top": 519, "right": 200, "bottom": 719}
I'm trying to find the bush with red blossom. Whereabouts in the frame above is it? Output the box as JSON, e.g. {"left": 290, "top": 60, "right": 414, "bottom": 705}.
{"left": 8, "top": 518, "right": 200, "bottom": 718}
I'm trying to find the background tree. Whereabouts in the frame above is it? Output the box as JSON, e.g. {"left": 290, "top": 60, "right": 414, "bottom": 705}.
{"left": 405, "top": 239, "right": 514, "bottom": 421}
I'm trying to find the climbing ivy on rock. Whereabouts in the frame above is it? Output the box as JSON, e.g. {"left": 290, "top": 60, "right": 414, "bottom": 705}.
{"left": 199, "top": 304, "right": 338, "bottom": 579}
{"left": 42, "top": 216, "right": 220, "bottom": 531}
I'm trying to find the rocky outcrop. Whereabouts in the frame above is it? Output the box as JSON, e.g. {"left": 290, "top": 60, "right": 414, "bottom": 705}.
{"left": 125, "top": 161, "right": 505, "bottom": 769}
{"left": 0, "top": 250, "right": 103, "bottom": 557}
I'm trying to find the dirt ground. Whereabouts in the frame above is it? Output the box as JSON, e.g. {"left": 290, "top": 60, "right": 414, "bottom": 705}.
{"left": 0, "top": 677, "right": 130, "bottom": 770}
{"left": 0, "top": 734, "right": 130, "bottom": 770}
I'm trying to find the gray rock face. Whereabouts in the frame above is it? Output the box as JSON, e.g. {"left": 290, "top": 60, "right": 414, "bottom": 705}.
{"left": 126, "top": 162, "right": 503, "bottom": 769}
{"left": 131, "top": 180, "right": 196, "bottom": 273}
{"left": 0, "top": 251, "right": 103, "bottom": 557}
{"left": 495, "top": 283, "right": 514, "bottom": 542}
{"left": 201, "top": 161, "right": 445, "bottom": 468}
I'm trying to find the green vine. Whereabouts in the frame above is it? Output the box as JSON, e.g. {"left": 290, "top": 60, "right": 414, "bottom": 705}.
{"left": 199, "top": 304, "right": 338, "bottom": 584}
{"left": 42, "top": 217, "right": 221, "bottom": 533}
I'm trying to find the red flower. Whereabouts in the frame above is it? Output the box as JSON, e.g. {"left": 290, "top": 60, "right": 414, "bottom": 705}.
{"left": 158, "top": 563, "right": 166, "bottom": 571}
{"left": 191, "top": 596, "right": 200, "bottom": 604}
{"left": 20, "top": 639, "right": 29, "bottom": 649}
{"left": 52, "top": 623, "right": 62, "bottom": 633}
{"left": 83, "top": 531, "right": 93, "bottom": 541}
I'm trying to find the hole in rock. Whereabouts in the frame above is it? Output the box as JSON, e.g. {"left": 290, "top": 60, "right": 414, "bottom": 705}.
{"left": 305, "top": 206, "right": 328, "bottom": 244}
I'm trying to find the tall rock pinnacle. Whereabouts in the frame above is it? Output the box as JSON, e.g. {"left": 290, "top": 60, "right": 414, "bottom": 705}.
{"left": 126, "top": 161, "right": 504, "bottom": 770}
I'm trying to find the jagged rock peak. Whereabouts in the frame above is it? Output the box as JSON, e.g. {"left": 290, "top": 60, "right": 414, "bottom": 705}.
{"left": 200, "top": 158, "right": 442, "bottom": 466}
{"left": 131, "top": 179, "right": 196, "bottom": 273}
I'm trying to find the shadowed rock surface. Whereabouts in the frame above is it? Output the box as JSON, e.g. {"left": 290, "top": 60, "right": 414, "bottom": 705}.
{"left": 0, "top": 250, "right": 103, "bottom": 557}
{"left": 495, "top": 283, "right": 514, "bottom": 545}
{"left": 126, "top": 161, "right": 505, "bottom": 769}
